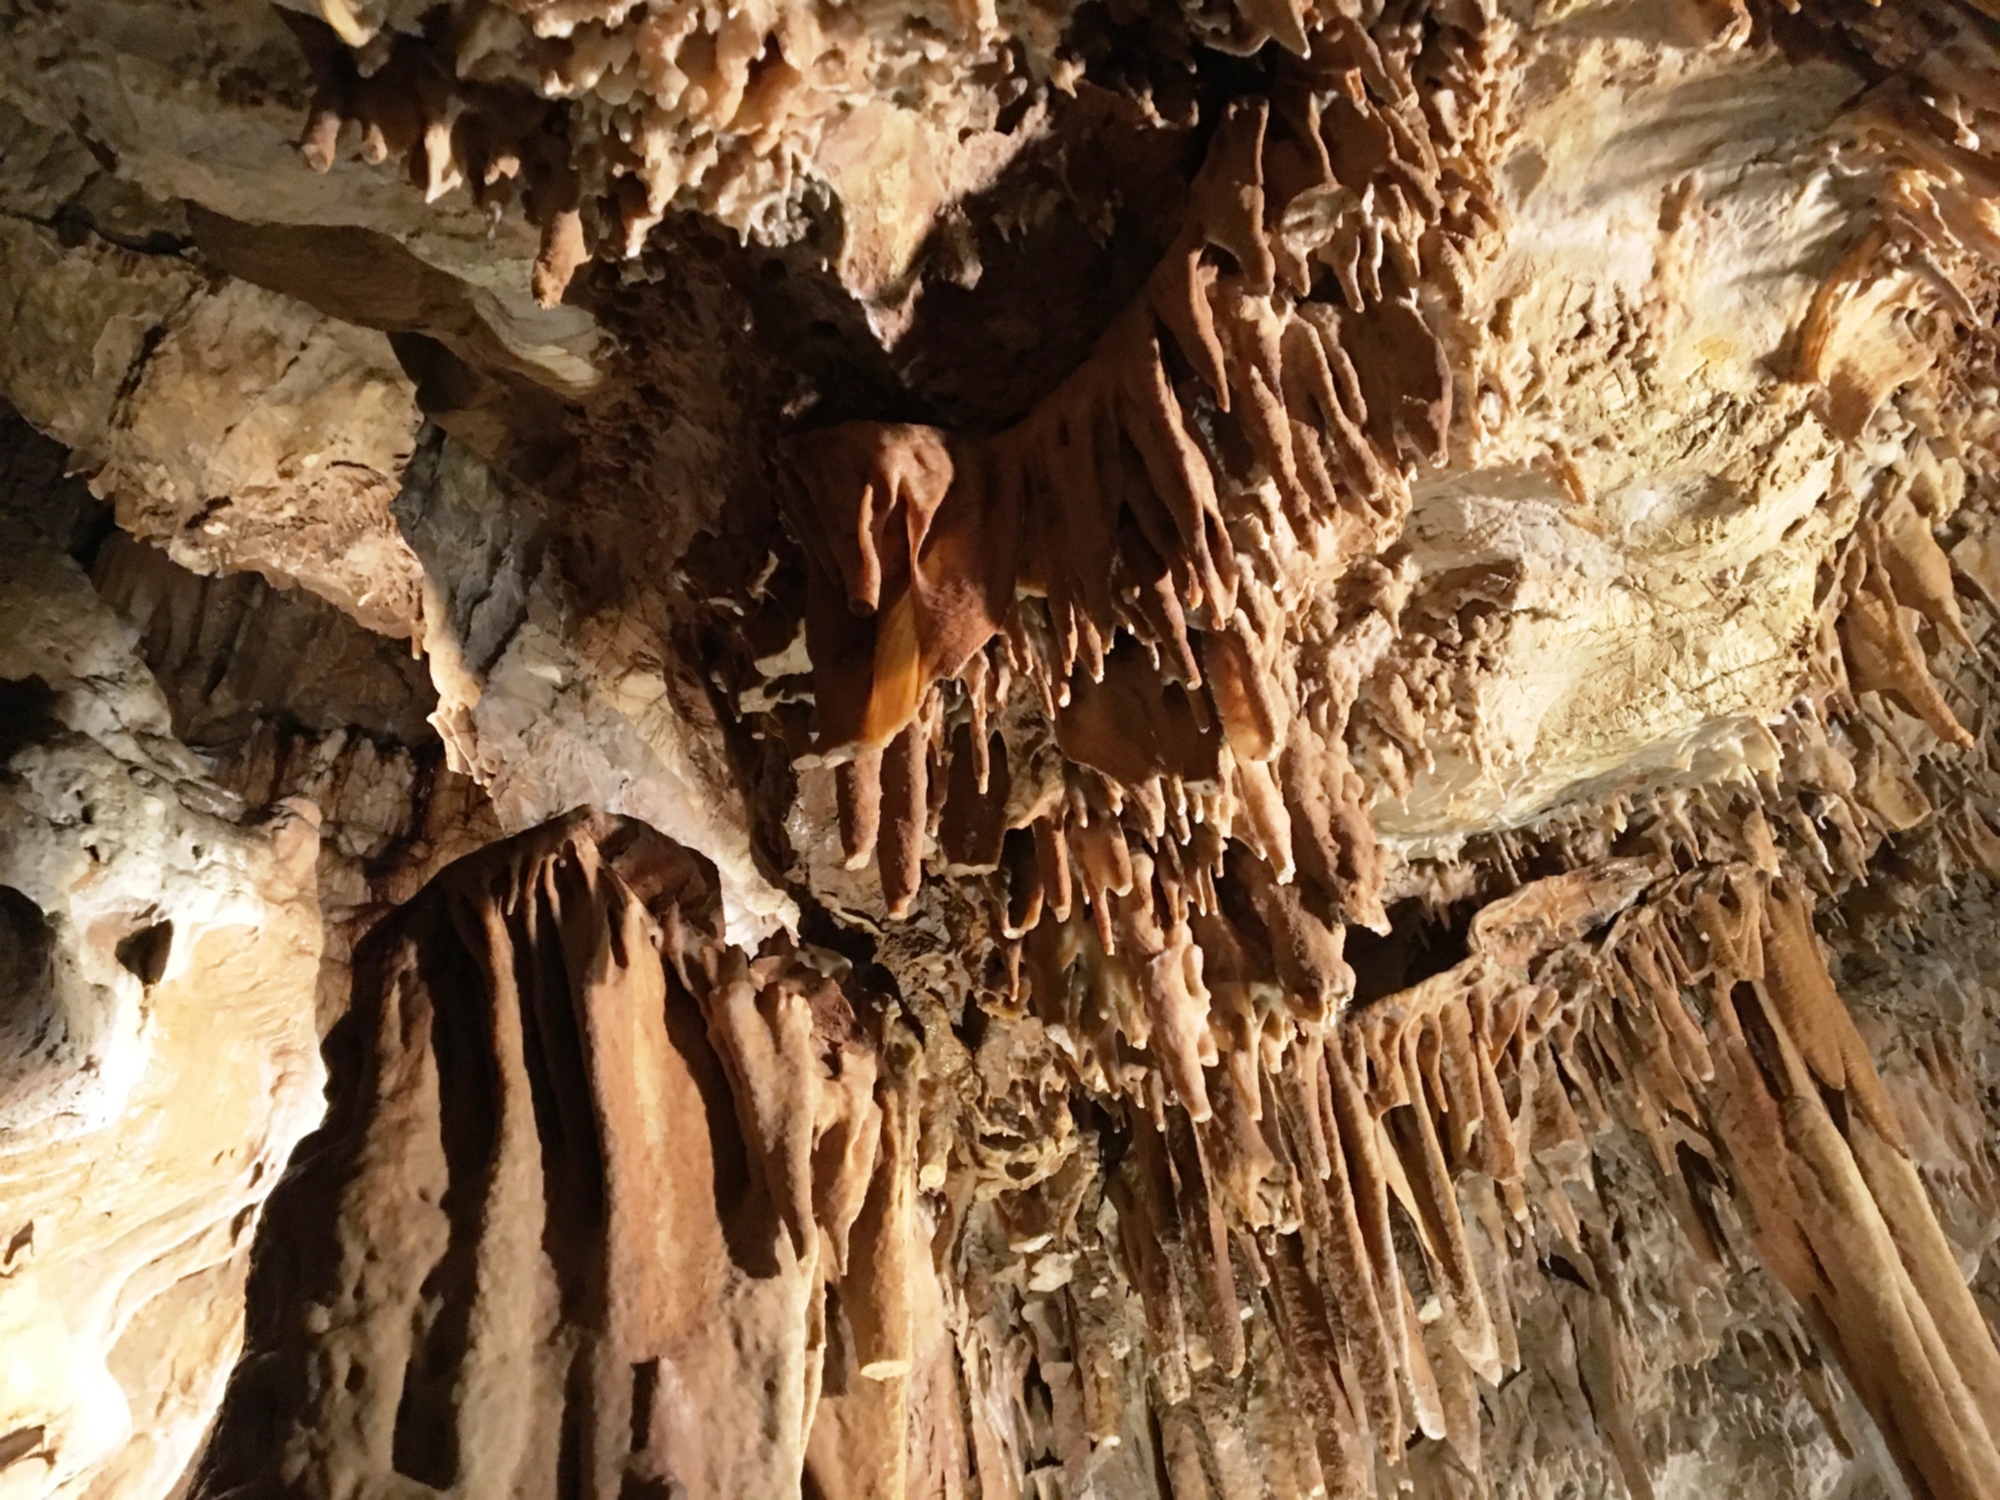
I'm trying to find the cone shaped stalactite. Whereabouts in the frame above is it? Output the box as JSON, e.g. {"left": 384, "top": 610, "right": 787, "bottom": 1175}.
{"left": 197, "top": 805, "right": 2000, "bottom": 1500}
{"left": 13, "top": 0, "right": 2000, "bottom": 1497}
{"left": 204, "top": 810, "right": 935, "bottom": 1499}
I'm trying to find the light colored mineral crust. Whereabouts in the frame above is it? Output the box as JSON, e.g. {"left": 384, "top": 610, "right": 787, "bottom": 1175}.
{"left": 0, "top": 197, "right": 426, "bottom": 636}
{"left": 0, "top": 529, "right": 325, "bottom": 1499}
{"left": 395, "top": 433, "right": 799, "bottom": 943}
{"left": 1372, "top": 26, "right": 1870, "bottom": 847}
{"left": 264, "top": 0, "right": 1318, "bottom": 306}
{"left": 0, "top": 0, "right": 598, "bottom": 386}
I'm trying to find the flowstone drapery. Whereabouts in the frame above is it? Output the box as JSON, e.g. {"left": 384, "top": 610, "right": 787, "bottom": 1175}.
{"left": 5, "top": 2, "right": 2000, "bottom": 1497}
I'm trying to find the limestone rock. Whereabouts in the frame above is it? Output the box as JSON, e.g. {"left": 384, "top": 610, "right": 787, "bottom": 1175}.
{"left": 396, "top": 431, "right": 796, "bottom": 943}
{"left": 0, "top": 526, "right": 325, "bottom": 1499}
{"left": 91, "top": 533, "right": 437, "bottom": 750}
{"left": 4, "top": 1, "right": 2000, "bottom": 1498}
{"left": 85, "top": 526, "right": 505, "bottom": 1032}
{"left": 201, "top": 811, "right": 909, "bottom": 1500}
{"left": 0, "top": 196, "right": 425, "bottom": 635}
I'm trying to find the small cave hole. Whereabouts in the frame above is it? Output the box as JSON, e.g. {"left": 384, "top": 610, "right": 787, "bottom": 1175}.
{"left": 0, "top": 678, "right": 60, "bottom": 763}
{"left": 1544, "top": 1253, "right": 1593, "bottom": 1291}
{"left": 0, "top": 886, "right": 67, "bottom": 1116}
{"left": 0, "top": 887, "right": 55, "bottom": 1001}
{"left": 1346, "top": 898, "right": 1474, "bottom": 1006}
{"left": 115, "top": 920, "right": 173, "bottom": 986}
{"left": 629, "top": 1359, "right": 659, "bottom": 1452}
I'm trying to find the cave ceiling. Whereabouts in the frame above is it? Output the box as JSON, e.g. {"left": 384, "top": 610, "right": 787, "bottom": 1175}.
{"left": 4, "top": 1, "right": 2000, "bottom": 1498}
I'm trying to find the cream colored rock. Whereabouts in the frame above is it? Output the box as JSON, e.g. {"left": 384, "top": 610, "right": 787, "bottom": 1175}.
{"left": 0, "top": 211, "right": 425, "bottom": 636}
{"left": 398, "top": 434, "right": 797, "bottom": 943}
{"left": 0, "top": 221, "right": 198, "bottom": 473}
{"left": 93, "top": 280, "right": 424, "bottom": 637}
{"left": 0, "top": 0, "right": 595, "bottom": 378}
{"left": 0, "top": 527, "right": 325, "bottom": 1499}
{"left": 1373, "top": 28, "right": 1871, "bottom": 847}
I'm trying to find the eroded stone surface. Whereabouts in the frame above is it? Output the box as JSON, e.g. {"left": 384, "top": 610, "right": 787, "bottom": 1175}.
{"left": 0, "top": 184, "right": 426, "bottom": 635}
{"left": 201, "top": 812, "right": 911, "bottom": 1500}
{"left": 2, "top": 1, "right": 2000, "bottom": 1498}
{"left": 0, "top": 527, "right": 325, "bottom": 1499}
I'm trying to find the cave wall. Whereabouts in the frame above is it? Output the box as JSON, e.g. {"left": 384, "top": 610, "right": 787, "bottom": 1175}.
{"left": 0, "top": 513, "right": 326, "bottom": 1497}
{"left": 3, "top": 0, "right": 2000, "bottom": 1498}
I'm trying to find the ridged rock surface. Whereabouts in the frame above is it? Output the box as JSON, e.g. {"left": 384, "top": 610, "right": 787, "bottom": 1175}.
{"left": 2, "top": 1, "right": 2000, "bottom": 1498}
{"left": 0, "top": 526, "right": 325, "bottom": 1498}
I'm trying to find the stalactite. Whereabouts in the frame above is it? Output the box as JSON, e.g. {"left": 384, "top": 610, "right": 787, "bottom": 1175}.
{"left": 81, "top": 2, "right": 2000, "bottom": 1497}
{"left": 202, "top": 810, "right": 930, "bottom": 1500}
{"left": 284, "top": 0, "right": 1372, "bottom": 300}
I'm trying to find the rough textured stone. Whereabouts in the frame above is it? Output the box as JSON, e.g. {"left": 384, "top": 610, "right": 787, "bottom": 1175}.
{"left": 0, "top": 526, "right": 325, "bottom": 1499}
{"left": 2, "top": 2, "right": 2000, "bottom": 1499}
{"left": 0, "top": 199, "right": 425, "bottom": 635}
{"left": 201, "top": 811, "right": 908, "bottom": 1500}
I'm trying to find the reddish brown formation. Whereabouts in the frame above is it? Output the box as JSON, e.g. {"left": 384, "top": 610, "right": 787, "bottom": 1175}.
{"left": 15, "top": 0, "right": 2000, "bottom": 1496}
{"left": 196, "top": 793, "right": 2000, "bottom": 1499}
{"left": 286, "top": 0, "right": 1335, "bottom": 305}
{"left": 202, "top": 811, "right": 922, "bottom": 1499}
{"left": 756, "top": 19, "right": 1507, "bottom": 1136}
{"left": 1694, "top": 875, "right": 2000, "bottom": 1500}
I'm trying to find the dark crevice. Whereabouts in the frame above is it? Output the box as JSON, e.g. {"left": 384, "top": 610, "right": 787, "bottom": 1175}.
{"left": 114, "top": 919, "right": 173, "bottom": 986}
{"left": 1345, "top": 898, "right": 1476, "bottom": 1007}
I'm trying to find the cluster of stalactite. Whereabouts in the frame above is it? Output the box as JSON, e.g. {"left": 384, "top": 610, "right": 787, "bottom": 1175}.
{"left": 200, "top": 4, "right": 2000, "bottom": 1498}
{"left": 742, "top": 0, "right": 2000, "bottom": 1123}
{"left": 194, "top": 797, "right": 2000, "bottom": 1498}
{"left": 741, "top": 12, "right": 1510, "bottom": 1136}
{"left": 203, "top": 810, "right": 946, "bottom": 1499}
{"left": 931, "top": 384, "right": 2000, "bottom": 1494}
{"left": 933, "top": 844, "right": 2000, "bottom": 1500}
{"left": 286, "top": 0, "right": 1342, "bottom": 301}
{"left": 701, "top": 5, "right": 2000, "bottom": 1496}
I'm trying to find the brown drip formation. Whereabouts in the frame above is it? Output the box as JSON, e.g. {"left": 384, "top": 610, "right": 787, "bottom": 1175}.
{"left": 760, "top": 19, "right": 1507, "bottom": 1142}
{"left": 286, "top": 0, "right": 1340, "bottom": 305}
{"left": 193, "top": 2, "right": 2000, "bottom": 1497}
{"left": 694, "top": 4, "right": 2000, "bottom": 1495}
{"left": 205, "top": 810, "right": 939, "bottom": 1498}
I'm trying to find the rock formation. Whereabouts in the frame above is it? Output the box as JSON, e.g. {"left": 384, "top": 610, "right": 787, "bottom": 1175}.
{"left": 4, "top": 0, "right": 2000, "bottom": 1497}
{"left": 0, "top": 509, "right": 326, "bottom": 1497}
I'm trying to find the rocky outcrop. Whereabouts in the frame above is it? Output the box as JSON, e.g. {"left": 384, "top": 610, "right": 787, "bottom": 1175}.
{"left": 394, "top": 430, "right": 794, "bottom": 942}
{"left": 86, "top": 501, "right": 504, "bottom": 1034}
{"left": 201, "top": 810, "right": 921, "bottom": 1500}
{"left": 0, "top": 527, "right": 326, "bottom": 1498}
{"left": 0, "top": 110, "right": 427, "bottom": 637}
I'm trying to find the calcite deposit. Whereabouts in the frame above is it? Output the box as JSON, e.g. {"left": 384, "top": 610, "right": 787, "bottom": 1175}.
{"left": 0, "top": 521, "right": 326, "bottom": 1498}
{"left": 5, "top": 0, "right": 2000, "bottom": 1498}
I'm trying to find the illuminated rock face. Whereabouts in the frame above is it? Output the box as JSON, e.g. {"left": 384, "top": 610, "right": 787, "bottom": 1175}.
{"left": 4, "top": 2, "right": 2000, "bottom": 1498}
{"left": 0, "top": 524, "right": 326, "bottom": 1499}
